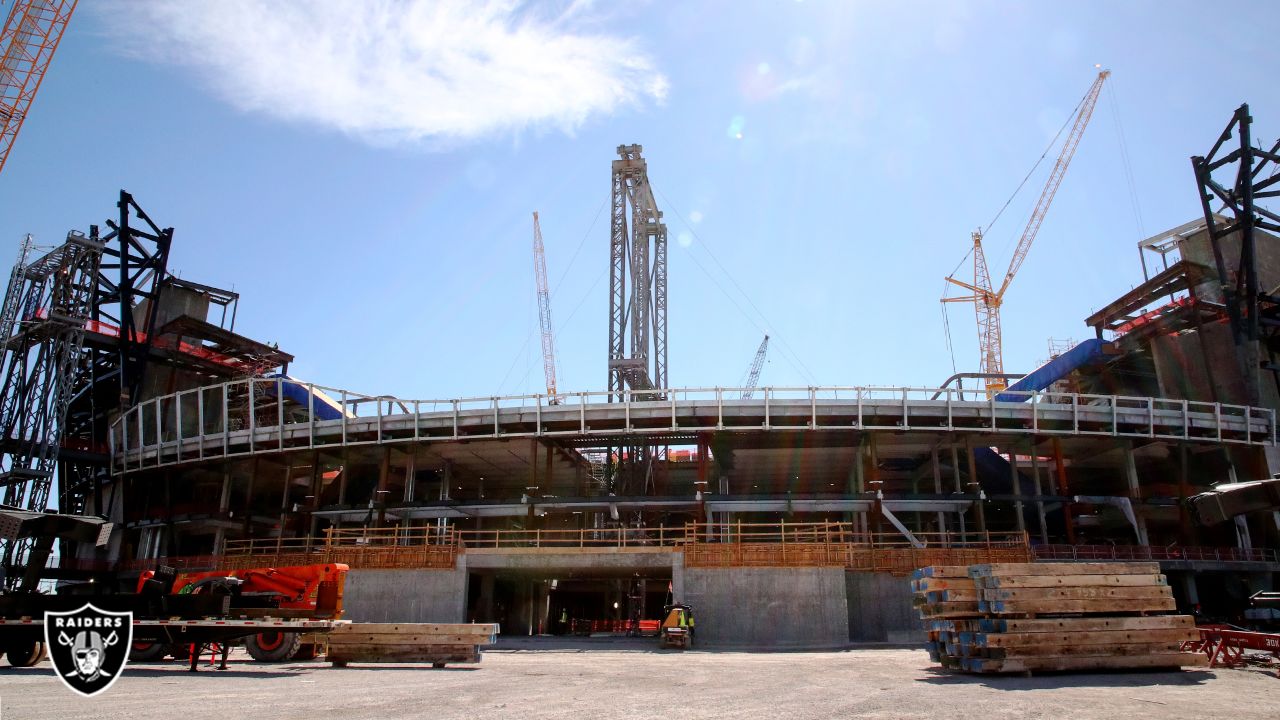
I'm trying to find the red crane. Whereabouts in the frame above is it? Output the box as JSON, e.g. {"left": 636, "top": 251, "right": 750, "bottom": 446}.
{"left": 0, "top": 0, "right": 77, "bottom": 178}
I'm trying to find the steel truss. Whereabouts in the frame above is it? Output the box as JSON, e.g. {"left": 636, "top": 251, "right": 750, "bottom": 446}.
{"left": 1192, "top": 104, "right": 1280, "bottom": 404}
{"left": 0, "top": 191, "right": 172, "bottom": 587}
{"left": 606, "top": 145, "right": 670, "bottom": 497}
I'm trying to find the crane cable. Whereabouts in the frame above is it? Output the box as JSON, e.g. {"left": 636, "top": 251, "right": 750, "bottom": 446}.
{"left": 982, "top": 84, "right": 1089, "bottom": 243}
{"left": 496, "top": 197, "right": 608, "bottom": 395}
{"left": 1107, "top": 79, "right": 1145, "bottom": 241}
{"left": 655, "top": 188, "right": 821, "bottom": 386}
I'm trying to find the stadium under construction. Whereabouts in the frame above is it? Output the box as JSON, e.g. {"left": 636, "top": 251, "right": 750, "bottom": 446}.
{"left": 3, "top": 107, "right": 1280, "bottom": 649}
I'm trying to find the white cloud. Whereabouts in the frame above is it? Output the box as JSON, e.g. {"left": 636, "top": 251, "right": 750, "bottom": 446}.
{"left": 106, "top": 1, "right": 668, "bottom": 146}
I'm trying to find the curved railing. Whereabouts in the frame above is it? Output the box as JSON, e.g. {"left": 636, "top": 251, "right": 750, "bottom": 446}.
{"left": 108, "top": 378, "right": 1276, "bottom": 474}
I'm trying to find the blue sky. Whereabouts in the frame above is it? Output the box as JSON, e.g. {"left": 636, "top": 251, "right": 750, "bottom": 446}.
{"left": 0, "top": 1, "right": 1277, "bottom": 401}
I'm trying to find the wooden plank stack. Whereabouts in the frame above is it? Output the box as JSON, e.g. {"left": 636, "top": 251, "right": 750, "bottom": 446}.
{"left": 912, "top": 562, "right": 1206, "bottom": 674}
{"left": 326, "top": 623, "right": 499, "bottom": 668}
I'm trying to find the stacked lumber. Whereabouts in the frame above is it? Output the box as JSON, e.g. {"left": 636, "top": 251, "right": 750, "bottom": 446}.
{"left": 326, "top": 623, "right": 499, "bottom": 668}
{"left": 913, "top": 562, "right": 1206, "bottom": 674}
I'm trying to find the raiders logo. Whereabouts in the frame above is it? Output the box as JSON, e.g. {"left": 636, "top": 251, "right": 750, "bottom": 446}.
{"left": 44, "top": 604, "right": 132, "bottom": 697}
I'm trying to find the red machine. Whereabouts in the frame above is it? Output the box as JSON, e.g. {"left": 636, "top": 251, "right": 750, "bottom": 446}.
{"left": 1182, "top": 625, "right": 1280, "bottom": 673}
{"left": 131, "top": 563, "right": 348, "bottom": 662}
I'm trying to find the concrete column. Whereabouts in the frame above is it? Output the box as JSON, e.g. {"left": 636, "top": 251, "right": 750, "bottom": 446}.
{"left": 214, "top": 465, "right": 232, "bottom": 553}
{"left": 1234, "top": 515, "right": 1252, "bottom": 550}
{"left": 1052, "top": 438, "right": 1076, "bottom": 544}
{"left": 403, "top": 452, "right": 416, "bottom": 503}
{"left": 438, "top": 460, "right": 453, "bottom": 534}
{"left": 1122, "top": 442, "right": 1150, "bottom": 546}
{"left": 1030, "top": 447, "right": 1049, "bottom": 545}
{"left": 376, "top": 447, "right": 390, "bottom": 527}
{"left": 932, "top": 444, "right": 946, "bottom": 544}
{"left": 950, "top": 443, "right": 966, "bottom": 540}
{"left": 1009, "top": 446, "right": 1026, "bottom": 534}
{"left": 965, "top": 437, "right": 986, "bottom": 534}
{"left": 1181, "top": 573, "right": 1200, "bottom": 607}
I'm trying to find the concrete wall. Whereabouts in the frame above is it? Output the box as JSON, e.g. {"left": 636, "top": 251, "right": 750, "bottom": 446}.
{"left": 676, "top": 566, "right": 849, "bottom": 649}
{"left": 845, "top": 572, "right": 921, "bottom": 643}
{"left": 342, "top": 567, "right": 467, "bottom": 623}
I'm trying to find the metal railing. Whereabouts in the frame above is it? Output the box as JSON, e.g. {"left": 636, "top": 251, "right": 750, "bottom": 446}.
{"left": 108, "top": 380, "right": 1277, "bottom": 473}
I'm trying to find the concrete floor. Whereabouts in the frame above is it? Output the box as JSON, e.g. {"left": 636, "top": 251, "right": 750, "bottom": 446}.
{"left": 3, "top": 644, "right": 1279, "bottom": 719}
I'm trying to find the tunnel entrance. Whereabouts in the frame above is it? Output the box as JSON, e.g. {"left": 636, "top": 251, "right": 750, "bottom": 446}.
{"left": 466, "top": 569, "right": 672, "bottom": 638}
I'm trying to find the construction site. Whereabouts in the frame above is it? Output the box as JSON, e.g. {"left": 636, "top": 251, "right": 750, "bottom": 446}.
{"left": 1, "top": 1, "right": 1280, "bottom": 717}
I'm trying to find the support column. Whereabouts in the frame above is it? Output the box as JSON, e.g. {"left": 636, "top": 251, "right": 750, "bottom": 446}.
{"left": 931, "top": 444, "right": 947, "bottom": 545}
{"left": 1030, "top": 443, "right": 1049, "bottom": 544}
{"left": 1009, "top": 444, "right": 1026, "bottom": 535}
{"left": 1052, "top": 438, "right": 1076, "bottom": 544}
{"left": 950, "top": 443, "right": 966, "bottom": 540}
{"left": 439, "top": 460, "right": 453, "bottom": 534}
{"left": 307, "top": 450, "right": 321, "bottom": 550}
{"left": 1122, "top": 441, "right": 1150, "bottom": 546}
{"left": 1178, "top": 444, "right": 1195, "bottom": 544}
{"left": 376, "top": 447, "right": 391, "bottom": 527}
{"left": 965, "top": 437, "right": 986, "bottom": 534}
{"left": 214, "top": 464, "right": 232, "bottom": 554}
{"left": 403, "top": 452, "right": 416, "bottom": 503}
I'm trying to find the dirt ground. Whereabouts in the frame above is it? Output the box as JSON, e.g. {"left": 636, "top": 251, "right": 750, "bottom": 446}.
{"left": 3, "top": 640, "right": 1279, "bottom": 719}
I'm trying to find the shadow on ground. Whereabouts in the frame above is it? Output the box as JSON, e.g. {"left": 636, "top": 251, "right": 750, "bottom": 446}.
{"left": 916, "top": 666, "right": 1214, "bottom": 690}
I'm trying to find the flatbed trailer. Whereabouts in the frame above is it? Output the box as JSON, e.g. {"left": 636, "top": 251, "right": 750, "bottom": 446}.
{"left": 0, "top": 616, "right": 338, "bottom": 671}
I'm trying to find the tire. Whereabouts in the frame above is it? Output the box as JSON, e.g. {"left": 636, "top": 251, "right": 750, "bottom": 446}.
{"left": 293, "top": 643, "right": 318, "bottom": 661}
{"left": 129, "top": 642, "right": 168, "bottom": 662}
{"left": 245, "top": 631, "right": 301, "bottom": 662}
{"left": 4, "top": 640, "right": 46, "bottom": 667}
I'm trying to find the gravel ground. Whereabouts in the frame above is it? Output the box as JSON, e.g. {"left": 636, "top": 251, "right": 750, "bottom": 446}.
{"left": 2, "top": 641, "right": 1279, "bottom": 719}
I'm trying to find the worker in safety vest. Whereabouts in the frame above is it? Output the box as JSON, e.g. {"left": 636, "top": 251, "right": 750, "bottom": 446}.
{"left": 686, "top": 609, "right": 695, "bottom": 638}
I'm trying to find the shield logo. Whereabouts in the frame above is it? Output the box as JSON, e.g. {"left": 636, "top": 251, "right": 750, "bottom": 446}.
{"left": 44, "top": 604, "right": 132, "bottom": 697}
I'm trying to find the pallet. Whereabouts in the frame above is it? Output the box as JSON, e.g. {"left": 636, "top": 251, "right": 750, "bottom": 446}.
{"left": 980, "top": 586, "right": 1172, "bottom": 602}
{"left": 915, "top": 565, "right": 974, "bottom": 579}
{"left": 961, "top": 652, "right": 1208, "bottom": 674}
{"left": 978, "top": 615, "right": 1194, "bottom": 634}
{"left": 976, "top": 573, "right": 1167, "bottom": 589}
{"left": 326, "top": 622, "right": 498, "bottom": 668}
{"left": 981, "top": 597, "right": 1177, "bottom": 615}
{"left": 969, "top": 562, "right": 1160, "bottom": 577}
{"left": 973, "top": 628, "right": 1197, "bottom": 648}
{"left": 911, "top": 577, "right": 978, "bottom": 592}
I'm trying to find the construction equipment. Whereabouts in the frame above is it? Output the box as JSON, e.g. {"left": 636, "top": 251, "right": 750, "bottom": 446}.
{"left": 128, "top": 562, "right": 348, "bottom": 663}
{"left": 532, "top": 211, "right": 560, "bottom": 402}
{"left": 943, "top": 70, "right": 1109, "bottom": 394}
{"left": 0, "top": 509, "right": 342, "bottom": 671}
{"left": 659, "top": 603, "right": 694, "bottom": 649}
{"left": 0, "top": 0, "right": 77, "bottom": 178}
{"left": 740, "top": 334, "right": 768, "bottom": 399}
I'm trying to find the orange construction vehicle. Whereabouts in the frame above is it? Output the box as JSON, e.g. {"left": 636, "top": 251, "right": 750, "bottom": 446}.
{"left": 130, "top": 563, "right": 348, "bottom": 662}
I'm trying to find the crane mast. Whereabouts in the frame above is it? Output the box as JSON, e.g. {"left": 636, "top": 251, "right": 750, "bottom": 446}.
{"left": 943, "top": 69, "right": 1109, "bottom": 393}
{"left": 532, "top": 212, "right": 559, "bottom": 402}
{"left": 0, "top": 0, "right": 77, "bottom": 178}
{"left": 741, "top": 335, "right": 769, "bottom": 399}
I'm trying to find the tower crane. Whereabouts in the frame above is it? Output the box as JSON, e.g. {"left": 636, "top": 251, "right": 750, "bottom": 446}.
{"left": 0, "top": 0, "right": 77, "bottom": 178}
{"left": 532, "top": 212, "right": 560, "bottom": 403}
{"left": 943, "top": 69, "right": 1109, "bottom": 394}
{"left": 740, "top": 334, "right": 768, "bottom": 399}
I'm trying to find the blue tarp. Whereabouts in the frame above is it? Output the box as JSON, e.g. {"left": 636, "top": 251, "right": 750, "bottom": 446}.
{"left": 994, "top": 338, "right": 1107, "bottom": 402}
{"left": 263, "top": 374, "right": 349, "bottom": 420}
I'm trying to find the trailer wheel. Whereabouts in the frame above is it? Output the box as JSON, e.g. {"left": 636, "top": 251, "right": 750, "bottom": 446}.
{"left": 293, "top": 643, "right": 318, "bottom": 661}
{"left": 129, "top": 641, "right": 168, "bottom": 662}
{"left": 4, "top": 640, "right": 46, "bottom": 667}
{"left": 245, "top": 631, "right": 301, "bottom": 662}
